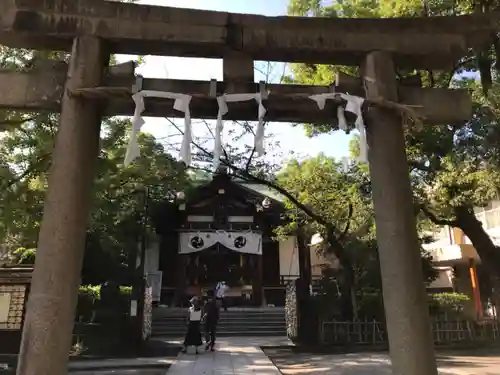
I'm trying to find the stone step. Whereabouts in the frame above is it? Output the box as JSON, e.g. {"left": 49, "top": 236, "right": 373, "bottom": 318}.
{"left": 151, "top": 308, "right": 286, "bottom": 337}
{"left": 152, "top": 329, "right": 287, "bottom": 337}
{"left": 155, "top": 310, "right": 285, "bottom": 315}
{"left": 153, "top": 312, "right": 286, "bottom": 319}
{"left": 153, "top": 325, "right": 285, "bottom": 333}
{"left": 151, "top": 325, "right": 286, "bottom": 332}
{"left": 152, "top": 308, "right": 285, "bottom": 317}
{"left": 154, "top": 307, "right": 285, "bottom": 311}
{"left": 153, "top": 321, "right": 284, "bottom": 328}
{"left": 153, "top": 317, "right": 285, "bottom": 322}
{"left": 153, "top": 317, "right": 285, "bottom": 323}
{"left": 151, "top": 329, "right": 286, "bottom": 337}
{"left": 153, "top": 319, "right": 285, "bottom": 325}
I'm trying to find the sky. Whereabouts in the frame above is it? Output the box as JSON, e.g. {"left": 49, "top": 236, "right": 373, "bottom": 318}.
{"left": 116, "top": 0, "right": 352, "bottom": 165}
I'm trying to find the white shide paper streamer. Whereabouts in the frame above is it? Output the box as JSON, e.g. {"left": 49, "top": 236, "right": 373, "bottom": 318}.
{"left": 309, "top": 93, "right": 367, "bottom": 163}
{"left": 214, "top": 93, "right": 267, "bottom": 171}
{"left": 124, "top": 92, "right": 146, "bottom": 166}
{"left": 126, "top": 89, "right": 365, "bottom": 168}
{"left": 124, "top": 90, "right": 192, "bottom": 166}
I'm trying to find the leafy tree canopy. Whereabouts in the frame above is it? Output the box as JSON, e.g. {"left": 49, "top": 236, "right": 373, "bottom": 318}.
{"left": 286, "top": 0, "right": 500, "bottom": 282}
{"left": 0, "top": 46, "right": 188, "bottom": 284}
{"left": 275, "top": 153, "right": 438, "bottom": 319}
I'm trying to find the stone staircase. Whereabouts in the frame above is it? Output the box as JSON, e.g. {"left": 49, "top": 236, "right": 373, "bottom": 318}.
{"left": 151, "top": 307, "right": 286, "bottom": 337}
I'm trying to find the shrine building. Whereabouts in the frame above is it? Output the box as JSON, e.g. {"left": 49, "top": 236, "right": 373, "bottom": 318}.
{"left": 144, "top": 171, "right": 328, "bottom": 307}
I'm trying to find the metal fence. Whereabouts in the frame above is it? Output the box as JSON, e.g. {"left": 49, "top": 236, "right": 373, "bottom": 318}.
{"left": 432, "top": 319, "right": 499, "bottom": 343}
{"left": 320, "top": 319, "right": 386, "bottom": 345}
{"left": 320, "top": 318, "right": 500, "bottom": 345}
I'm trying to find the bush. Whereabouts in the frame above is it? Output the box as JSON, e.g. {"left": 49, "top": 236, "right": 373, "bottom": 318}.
{"left": 77, "top": 285, "right": 101, "bottom": 322}
{"left": 77, "top": 284, "right": 132, "bottom": 322}
{"left": 12, "top": 247, "right": 36, "bottom": 264}
{"left": 119, "top": 286, "right": 132, "bottom": 296}
{"left": 79, "top": 285, "right": 101, "bottom": 301}
{"left": 428, "top": 292, "right": 470, "bottom": 317}
{"left": 78, "top": 284, "right": 131, "bottom": 301}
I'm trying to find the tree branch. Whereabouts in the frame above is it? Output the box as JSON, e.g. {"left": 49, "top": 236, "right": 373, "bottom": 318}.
{"left": 245, "top": 147, "right": 256, "bottom": 172}
{"left": 339, "top": 203, "right": 354, "bottom": 240}
{"left": 1, "top": 153, "right": 51, "bottom": 191}
{"left": 0, "top": 115, "right": 41, "bottom": 131}
{"left": 408, "top": 160, "right": 432, "bottom": 172}
{"left": 165, "top": 113, "right": 348, "bottom": 254}
{"left": 420, "top": 204, "right": 458, "bottom": 227}
{"left": 200, "top": 119, "right": 232, "bottom": 162}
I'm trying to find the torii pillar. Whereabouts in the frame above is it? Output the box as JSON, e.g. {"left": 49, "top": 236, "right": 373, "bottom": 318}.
{"left": 16, "top": 36, "right": 109, "bottom": 375}
{"left": 363, "top": 51, "right": 438, "bottom": 375}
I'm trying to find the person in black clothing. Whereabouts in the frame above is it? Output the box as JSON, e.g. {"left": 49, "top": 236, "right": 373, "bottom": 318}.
{"left": 181, "top": 297, "right": 203, "bottom": 354}
{"left": 203, "top": 292, "right": 219, "bottom": 351}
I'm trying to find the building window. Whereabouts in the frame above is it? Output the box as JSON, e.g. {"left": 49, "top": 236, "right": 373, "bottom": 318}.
{"left": 187, "top": 215, "right": 214, "bottom": 222}
{"left": 227, "top": 216, "right": 254, "bottom": 223}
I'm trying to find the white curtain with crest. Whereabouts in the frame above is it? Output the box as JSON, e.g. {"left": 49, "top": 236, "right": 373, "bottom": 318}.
{"left": 178, "top": 231, "right": 262, "bottom": 255}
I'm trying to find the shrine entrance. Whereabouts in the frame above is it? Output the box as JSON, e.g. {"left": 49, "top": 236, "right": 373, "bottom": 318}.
{"left": 177, "top": 228, "right": 265, "bottom": 306}
{"left": 191, "top": 244, "right": 249, "bottom": 286}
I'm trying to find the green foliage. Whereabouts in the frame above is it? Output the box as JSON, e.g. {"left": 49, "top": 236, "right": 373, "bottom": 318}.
{"left": 78, "top": 285, "right": 101, "bottom": 302}
{"left": 12, "top": 247, "right": 36, "bottom": 264}
{"left": 0, "top": 115, "right": 188, "bottom": 282}
{"left": 428, "top": 292, "right": 471, "bottom": 316}
{"left": 76, "top": 284, "right": 132, "bottom": 322}
{"left": 276, "top": 153, "right": 373, "bottom": 239}
{"left": 119, "top": 286, "right": 132, "bottom": 296}
{"left": 0, "top": 45, "right": 189, "bottom": 283}
{"left": 77, "top": 284, "right": 132, "bottom": 301}
{"left": 286, "top": 0, "right": 500, "bottom": 283}
{"left": 276, "top": 154, "right": 437, "bottom": 319}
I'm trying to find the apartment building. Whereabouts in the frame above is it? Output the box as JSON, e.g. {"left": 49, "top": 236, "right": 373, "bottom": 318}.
{"left": 421, "top": 201, "right": 500, "bottom": 319}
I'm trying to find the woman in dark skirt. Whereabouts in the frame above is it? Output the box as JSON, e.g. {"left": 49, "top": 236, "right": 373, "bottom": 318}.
{"left": 181, "top": 296, "right": 203, "bottom": 354}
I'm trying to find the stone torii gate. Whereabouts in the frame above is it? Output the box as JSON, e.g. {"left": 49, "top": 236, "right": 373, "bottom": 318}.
{"left": 0, "top": 1, "right": 488, "bottom": 374}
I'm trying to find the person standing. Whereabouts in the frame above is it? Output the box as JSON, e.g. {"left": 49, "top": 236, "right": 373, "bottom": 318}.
{"left": 181, "top": 296, "right": 203, "bottom": 354}
{"left": 215, "top": 281, "right": 228, "bottom": 312}
{"left": 203, "top": 292, "right": 219, "bottom": 351}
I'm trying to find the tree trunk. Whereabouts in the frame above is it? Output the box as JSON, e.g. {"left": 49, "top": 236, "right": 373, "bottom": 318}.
{"left": 350, "top": 284, "right": 359, "bottom": 321}
{"left": 326, "top": 230, "right": 355, "bottom": 320}
{"left": 454, "top": 206, "right": 500, "bottom": 313}
{"left": 455, "top": 206, "right": 500, "bottom": 272}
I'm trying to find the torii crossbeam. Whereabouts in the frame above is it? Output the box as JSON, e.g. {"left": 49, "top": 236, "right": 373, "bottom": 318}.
{"left": 0, "top": 1, "right": 490, "bottom": 375}
{"left": 0, "top": 65, "right": 471, "bottom": 125}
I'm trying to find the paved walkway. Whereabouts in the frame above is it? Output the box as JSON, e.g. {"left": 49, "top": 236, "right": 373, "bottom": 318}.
{"left": 66, "top": 337, "right": 500, "bottom": 375}
{"left": 164, "top": 337, "right": 500, "bottom": 375}
{"left": 68, "top": 357, "right": 175, "bottom": 371}
{"left": 164, "top": 337, "right": 290, "bottom": 375}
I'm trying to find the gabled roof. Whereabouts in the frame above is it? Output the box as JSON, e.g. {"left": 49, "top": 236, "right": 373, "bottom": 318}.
{"left": 186, "top": 173, "right": 287, "bottom": 207}
{"left": 235, "top": 181, "right": 287, "bottom": 203}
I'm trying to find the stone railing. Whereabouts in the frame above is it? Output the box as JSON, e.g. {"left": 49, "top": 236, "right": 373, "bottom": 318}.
{"left": 142, "top": 283, "right": 153, "bottom": 341}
